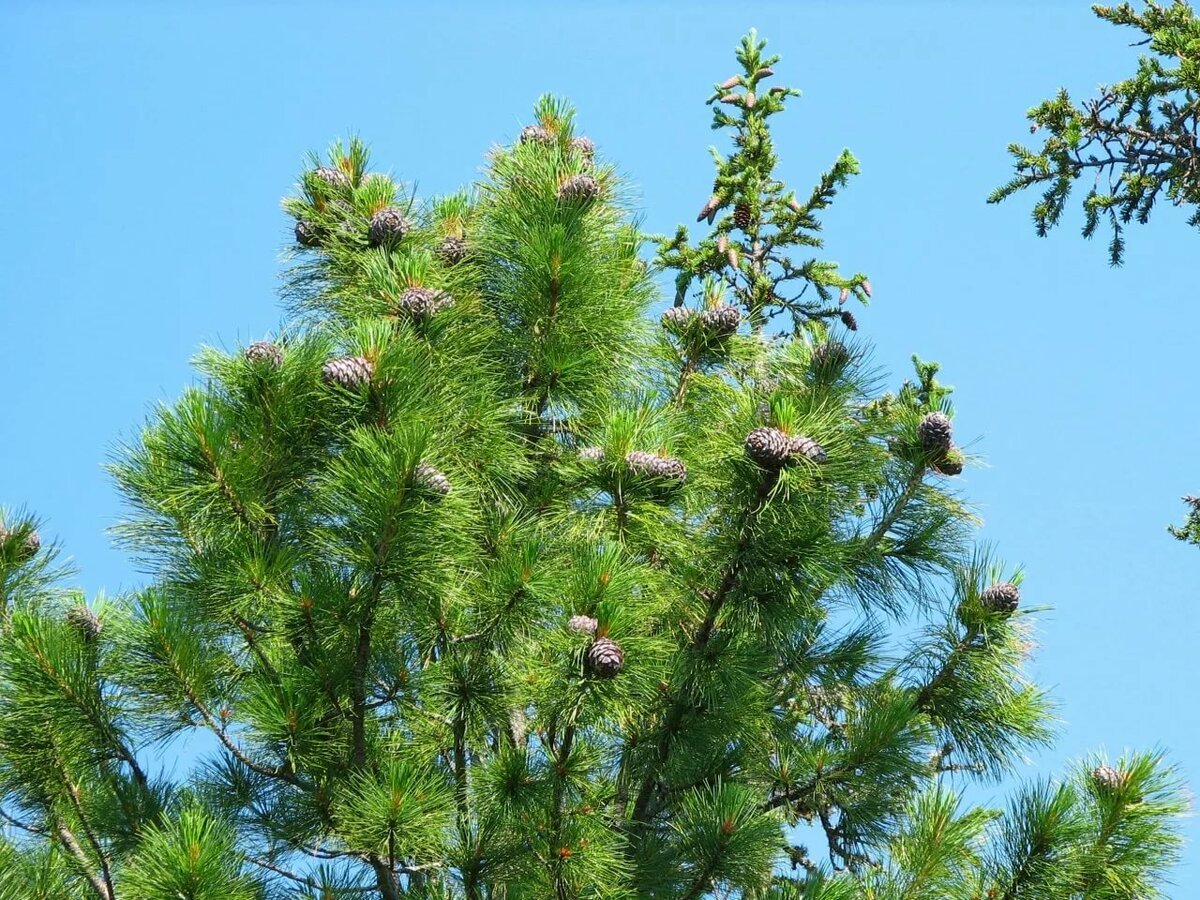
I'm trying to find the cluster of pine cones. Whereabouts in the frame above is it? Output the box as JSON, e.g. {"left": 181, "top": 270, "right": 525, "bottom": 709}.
{"left": 916, "top": 411, "right": 965, "bottom": 476}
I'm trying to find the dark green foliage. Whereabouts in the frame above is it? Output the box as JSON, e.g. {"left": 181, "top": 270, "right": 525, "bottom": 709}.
{"left": 1168, "top": 493, "right": 1200, "bottom": 545}
{"left": 991, "top": 1, "right": 1200, "bottom": 264}
{"left": 0, "top": 30, "right": 1187, "bottom": 900}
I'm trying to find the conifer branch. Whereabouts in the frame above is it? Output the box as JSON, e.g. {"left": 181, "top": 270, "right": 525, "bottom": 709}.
{"left": 630, "top": 472, "right": 779, "bottom": 824}
{"left": 54, "top": 821, "right": 113, "bottom": 900}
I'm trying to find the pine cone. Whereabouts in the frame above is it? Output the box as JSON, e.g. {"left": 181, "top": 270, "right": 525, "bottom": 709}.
{"left": 578, "top": 446, "right": 605, "bottom": 461}
{"left": 733, "top": 202, "right": 751, "bottom": 230}
{"left": 368, "top": 206, "right": 409, "bottom": 247}
{"left": 840, "top": 310, "right": 858, "bottom": 331}
{"left": 745, "top": 427, "right": 791, "bottom": 469}
{"left": 917, "top": 412, "right": 953, "bottom": 455}
{"left": 568, "top": 614, "right": 598, "bottom": 635}
{"left": 294, "top": 219, "right": 323, "bottom": 248}
{"left": 312, "top": 166, "right": 351, "bottom": 192}
{"left": 586, "top": 637, "right": 624, "bottom": 677}
{"left": 811, "top": 341, "right": 850, "bottom": 376}
{"left": 414, "top": 463, "right": 451, "bottom": 498}
{"left": 67, "top": 605, "right": 102, "bottom": 641}
{"left": 245, "top": 341, "right": 283, "bottom": 368}
{"left": 700, "top": 304, "right": 741, "bottom": 337}
{"left": 520, "top": 124, "right": 554, "bottom": 145}
{"left": 571, "top": 136, "right": 595, "bottom": 160}
{"left": 934, "top": 447, "right": 965, "bottom": 477}
{"left": 0, "top": 525, "right": 40, "bottom": 563}
{"left": 660, "top": 306, "right": 695, "bottom": 331}
{"left": 396, "top": 287, "right": 454, "bottom": 320}
{"left": 438, "top": 235, "right": 468, "bottom": 265}
{"left": 626, "top": 451, "right": 687, "bottom": 484}
{"left": 1091, "top": 765, "right": 1126, "bottom": 792}
{"left": 788, "top": 435, "right": 828, "bottom": 464}
{"left": 557, "top": 174, "right": 600, "bottom": 204}
{"left": 697, "top": 194, "right": 721, "bottom": 223}
{"left": 979, "top": 581, "right": 1020, "bottom": 614}
{"left": 322, "top": 355, "right": 374, "bottom": 390}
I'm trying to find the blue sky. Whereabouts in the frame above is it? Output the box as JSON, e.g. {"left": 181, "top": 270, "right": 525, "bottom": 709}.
{"left": 2, "top": 0, "right": 1197, "bottom": 890}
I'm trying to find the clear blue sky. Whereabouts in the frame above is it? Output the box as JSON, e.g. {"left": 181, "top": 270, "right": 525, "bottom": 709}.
{"left": 2, "top": 0, "right": 1197, "bottom": 891}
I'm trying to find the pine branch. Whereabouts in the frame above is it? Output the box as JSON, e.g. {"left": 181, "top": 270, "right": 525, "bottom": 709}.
{"left": 630, "top": 471, "right": 779, "bottom": 824}
{"left": 54, "top": 821, "right": 113, "bottom": 900}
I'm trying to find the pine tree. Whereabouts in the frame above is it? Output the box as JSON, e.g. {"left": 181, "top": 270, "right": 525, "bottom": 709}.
{"left": 989, "top": 0, "right": 1200, "bottom": 547}
{"left": 1, "top": 32, "right": 1188, "bottom": 900}
{"left": 990, "top": 0, "right": 1200, "bottom": 266}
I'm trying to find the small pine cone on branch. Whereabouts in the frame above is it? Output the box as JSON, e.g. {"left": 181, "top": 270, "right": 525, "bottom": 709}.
{"left": 245, "top": 341, "right": 283, "bottom": 369}
{"left": 625, "top": 451, "right": 687, "bottom": 484}
{"left": 811, "top": 341, "right": 851, "bottom": 376}
{"left": 312, "top": 166, "right": 351, "bottom": 192}
{"left": 1091, "top": 765, "right": 1127, "bottom": 792}
{"left": 733, "top": 203, "right": 751, "bottom": 230}
{"left": 660, "top": 306, "right": 695, "bottom": 332}
{"left": 700, "top": 304, "right": 741, "bottom": 337}
{"left": 745, "top": 427, "right": 791, "bottom": 469}
{"left": 294, "top": 219, "right": 324, "bottom": 248}
{"left": 0, "top": 525, "right": 40, "bottom": 563}
{"left": 917, "top": 412, "right": 953, "bottom": 456}
{"left": 697, "top": 194, "right": 722, "bottom": 223}
{"left": 368, "top": 206, "right": 409, "bottom": 247}
{"left": 578, "top": 446, "right": 605, "bottom": 461}
{"left": 520, "top": 124, "right": 554, "bottom": 145}
{"left": 557, "top": 174, "right": 600, "bottom": 204}
{"left": 322, "top": 355, "right": 374, "bottom": 390}
{"left": 438, "top": 235, "right": 469, "bottom": 265}
{"left": 568, "top": 614, "right": 598, "bottom": 635}
{"left": 586, "top": 637, "right": 624, "bottom": 677}
{"left": 414, "top": 463, "right": 451, "bottom": 499}
{"left": 396, "top": 287, "right": 454, "bottom": 321}
{"left": 979, "top": 581, "right": 1020, "bottom": 614}
{"left": 840, "top": 310, "right": 858, "bottom": 331}
{"left": 67, "top": 605, "right": 102, "bottom": 641}
{"left": 788, "top": 435, "right": 828, "bottom": 464}
{"left": 571, "top": 136, "right": 595, "bottom": 160}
